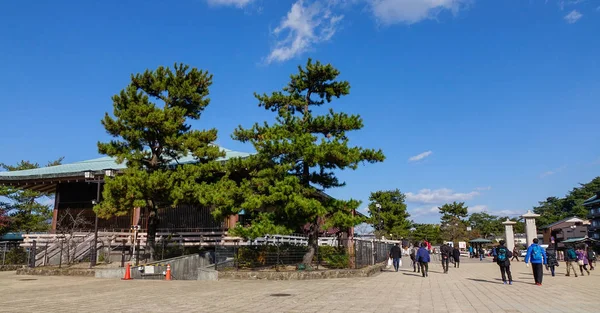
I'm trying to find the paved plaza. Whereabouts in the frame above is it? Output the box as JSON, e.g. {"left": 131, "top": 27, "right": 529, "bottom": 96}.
{"left": 1, "top": 258, "right": 599, "bottom": 313}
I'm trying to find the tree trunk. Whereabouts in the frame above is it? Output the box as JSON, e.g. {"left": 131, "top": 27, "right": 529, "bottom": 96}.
{"left": 302, "top": 220, "right": 319, "bottom": 266}
{"left": 146, "top": 207, "right": 158, "bottom": 252}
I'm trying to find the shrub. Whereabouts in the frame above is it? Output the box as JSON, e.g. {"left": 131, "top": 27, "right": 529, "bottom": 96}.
{"left": 318, "top": 246, "right": 350, "bottom": 269}
{"left": 4, "top": 247, "right": 27, "bottom": 265}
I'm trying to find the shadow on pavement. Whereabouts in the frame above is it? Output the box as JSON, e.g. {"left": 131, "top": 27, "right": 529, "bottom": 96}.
{"left": 467, "top": 278, "right": 537, "bottom": 285}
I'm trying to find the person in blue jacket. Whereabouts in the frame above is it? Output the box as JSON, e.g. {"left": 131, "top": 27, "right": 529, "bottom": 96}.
{"left": 416, "top": 242, "right": 431, "bottom": 277}
{"left": 525, "top": 238, "right": 547, "bottom": 286}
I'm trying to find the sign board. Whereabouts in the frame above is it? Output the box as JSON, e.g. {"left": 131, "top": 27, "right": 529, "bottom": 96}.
{"left": 144, "top": 266, "right": 155, "bottom": 274}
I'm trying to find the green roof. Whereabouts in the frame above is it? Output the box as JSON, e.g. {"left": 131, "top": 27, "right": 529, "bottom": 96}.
{"left": 469, "top": 238, "right": 493, "bottom": 243}
{"left": 584, "top": 195, "right": 600, "bottom": 206}
{"left": 562, "top": 237, "right": 600, "bottom": 244}
{"left": 0, "top": 146, "right": 251, "bottom": 182}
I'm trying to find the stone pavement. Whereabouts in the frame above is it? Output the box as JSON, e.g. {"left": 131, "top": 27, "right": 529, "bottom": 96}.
{"left": 1, "top": 258, "right": 599, "bottom": 313}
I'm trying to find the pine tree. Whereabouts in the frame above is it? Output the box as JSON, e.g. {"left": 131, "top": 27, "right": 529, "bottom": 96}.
{"left": 0, "top": 158, "right": 63, "bottom": 233}
{"left": 229, "top": 59, "right": 385, "bottom": 265}
{"left": 367, "top": 189, "right": 411, "bottom": 239}
{"left": 96, "top": 63, "right": 224, "bottom": 247}
{"left": 439, "top": 201, "right": 469, "bottom": 244}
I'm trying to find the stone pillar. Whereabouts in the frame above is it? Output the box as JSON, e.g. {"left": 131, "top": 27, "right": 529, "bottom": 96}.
{"left": 521, "top": 210, "right": 540, "bottom": 247}
{"left": 502, "top": 219, "right": 517, "bottom": 252}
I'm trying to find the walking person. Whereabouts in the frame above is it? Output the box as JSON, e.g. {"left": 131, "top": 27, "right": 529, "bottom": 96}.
{"left": 469, "top": 246, "right": 473, "bottom": 258}
{"left": 564, "top": 245, "right": 578, "bottom": 277}
{"left": 440, "top": 243, "right": 451, "bottom": 273}
{"left": 416, "top": 242, "right": 431, "bottom": 277}
{"left": 389, "top": 243, "right": 402, "bottom": 272}
{"left": 410, "top": 243, "right": 420, "bottom": 273}
{"left": 545, "top": 248, "right": 560, "bottom": 277}
{"left": 511, "top": 246, "right": 520, "bottom": 262}
{"left": 525, "top": 238, "right": 547, "bottom": 286}
{"left": 479, "top": 247, "right": 484, "bottom": 261}
{"left": 495, "top": 240, "right": 513, "bottom": 285}
{"left": 576, "top": 245, "right": 590, "bottom": 276}
{"left": 586, "top": 246, "right": 596, "bottom": 270}
{"left": 453, "top": 246, "right": 461, "bottom": 268}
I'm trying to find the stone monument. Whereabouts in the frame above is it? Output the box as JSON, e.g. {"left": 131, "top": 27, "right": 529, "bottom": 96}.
{"left": 521, "top": 210, "right": 540, "bottom": 247}
{"left": 502, "top": 218, "right": 517, "bottom": 252}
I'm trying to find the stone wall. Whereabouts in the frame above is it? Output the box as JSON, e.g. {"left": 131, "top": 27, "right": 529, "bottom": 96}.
{"left": 0, "top": 265, "right": 24, "bottom": 272}
{"left": 16, "top": 267, "right": 95, "bottom": 277}
{"left": 218, "top": 262, "right": 386, "bottom": 280}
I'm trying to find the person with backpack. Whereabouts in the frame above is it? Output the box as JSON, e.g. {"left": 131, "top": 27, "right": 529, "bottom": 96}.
{"left": 416, "top": 242, "right": 431, "bottom": 277}
{"left": 440, "top": 243, "right": 452, "bottom": 273}
{"left": 564, "top": 245, "right": 578, "bottom": 277}
{"left": 525, "top": 238, "right": 547, "bottom": 286}
{"left": 545, "top": 248, "right": 560, "bottom": 277}
{"left": 494, "top": 240, "right": 513, "bottom": 284}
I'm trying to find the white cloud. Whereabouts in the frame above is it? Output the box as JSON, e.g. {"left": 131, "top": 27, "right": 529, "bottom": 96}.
{"left": 206, "top": 0, "right": 255, "bottom": 8}
{"left": 475, "top": 186, "right": 492, "bottom": 191}
{"left": 406, "top": 188, "right": 479, "bottom": 204}
{"left": 408, "top": 150, "right": 433, "bottom": 162}
{"left": 564, "top": 9, "right": 583, "bottom": 23}
{"left": 468, "top": 205, "right": 487, "bottom": 214}
{"left": 266, "top": 0, "right": 343, "bottom": 63}
{"left": 411, "top": 205, "right": 440, "bottom": 217}
{"left": 495, "top": 209, "right": 520, "bottom": 216}
{"left": 368, "top": 0, "right": 469, "bottom": 25}
{"left": 540, "top": 165, "right": 567, "bottom": 178}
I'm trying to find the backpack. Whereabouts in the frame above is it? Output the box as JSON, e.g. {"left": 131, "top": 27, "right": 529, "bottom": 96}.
{"left": 531, "top": 245, "right": 542, "bottom": 261}
{"left": 497, "top": 247, "right": 507, "bottom": 262}
{"left": 567, "top": 249, "right": 577, "bottom": 261}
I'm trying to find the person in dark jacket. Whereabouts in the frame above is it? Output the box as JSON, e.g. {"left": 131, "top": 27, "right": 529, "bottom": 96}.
{"left": 586, "top": 246, "right": 596, "bottom": 270}
{"left": 495, "top": 240, "right": 513, "bottom": 284}
{"left": 389, "top": 243, "right": 402, "bottom": 272}
{"left": 440, "top": 243, "right": 452, "bottom": 273}
{"left": 453, "top": 247, "right": 461, "bottom": 268}
{"left": 416, "top": 242, "right": 431, "bottom": 277}
{"left": 545, "top": 248, "right": 560, "bottom": 277}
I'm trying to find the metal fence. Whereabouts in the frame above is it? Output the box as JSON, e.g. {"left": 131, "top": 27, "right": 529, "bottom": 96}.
{"left": 215, "top": 238, "right": 394, "bottom": 271}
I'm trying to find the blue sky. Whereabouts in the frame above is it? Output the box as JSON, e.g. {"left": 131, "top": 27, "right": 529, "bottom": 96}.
{"left": 1, "top": 0, "right": 599, "bottom": 223}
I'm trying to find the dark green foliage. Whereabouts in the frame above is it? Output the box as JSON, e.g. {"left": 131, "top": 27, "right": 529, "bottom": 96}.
{"left": 221, "top": 59, "right": 385, "bottom": 265}
{"left": 367, "top": 189, "right": 411, "bottom": 239}
{"left": 96, "top": 63, "right": 225, "bottom": 246}
{"left": 3, "top": 247, "right": 27, "bottom": 265}
{"left": 468, "top": 212, "right": 505, "bottom": 239}
{"left": 229, "top": 213, "right": 293, "bottom": 239}
{"left": 317, "top": 245, "right": 349, "bottom": 269}
{"left": 439, "top": 202, "right": 469, "bottom": 243}
{"left": 533, "top": 177, "right": 600, "bottom": 227}
{"left": 411, "top": 223, "right": 442, "bottom": 244}
{"left": 0, "top": 158, "right": 63, "bottom": 234}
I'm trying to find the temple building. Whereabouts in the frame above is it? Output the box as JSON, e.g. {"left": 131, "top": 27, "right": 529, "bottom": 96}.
{"left": 0, "top": 146, "right": 252, "bottom": 233}
{"left": 585, "top": 193, "right": 600, "bottom": 240}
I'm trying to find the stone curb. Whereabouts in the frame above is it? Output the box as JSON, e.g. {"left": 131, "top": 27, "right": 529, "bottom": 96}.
{"left": 218, "top": 262, "right": 386, "bottom": 280}
{"left": 16, "top": 267, "right": 95, "bottom": 277}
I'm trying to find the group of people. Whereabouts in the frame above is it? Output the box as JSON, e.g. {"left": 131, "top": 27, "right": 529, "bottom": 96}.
{"left": 389, "top": 238, "right": 598, "bottom": 285}
{"left": 388, "top": 241, "right": 461, "bottom": 277}
{"left": 493, "top": 238, "right": 597, "bottom": 286}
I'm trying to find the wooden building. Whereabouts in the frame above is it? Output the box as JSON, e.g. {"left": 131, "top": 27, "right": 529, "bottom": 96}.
{"left": 0, "top": 146, "right": 251, "bottom": 233}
